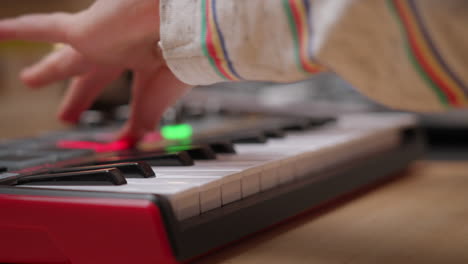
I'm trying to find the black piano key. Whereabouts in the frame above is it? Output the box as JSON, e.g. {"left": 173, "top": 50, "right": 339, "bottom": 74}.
{"left": 0, "top": 167, "right": 7, "bottom": 173}
{"left": 0, "top": 173, "right": 19, "bottom": 185}
{"left": 201, "top": 130, "right": 267, "bottom": 145}
{"left": 281, "top": 119, "right": 310, "bottom": 131}
{"left": 308, "top": 117, "right": 335, "bottom": 126}
{"left": 17, "top": 168, "right": 127, "bottom": 186}
{"left": 206, "top": 141, "right": 236, "bottom": 154}
{"left": 231, "top": 132, "right": 268, "bottom": 144}
{"left": 94, "top": 151, "right": 194, "bottom": 166}
{"left": 51, "top": 162, "right": 155, "bottom": 178}
{"left": 137, "top": 152, "right": 194, "bottom": 166}
{"left": 264, "top": 129, "right": 286, "bottom": 138}
{"left": 165, "top": 145, "right": 217, "bottom": 160}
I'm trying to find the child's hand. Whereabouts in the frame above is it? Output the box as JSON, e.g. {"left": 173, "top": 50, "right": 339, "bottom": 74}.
{"left": 0, "top": 0, "right": 191, "bottom": 142}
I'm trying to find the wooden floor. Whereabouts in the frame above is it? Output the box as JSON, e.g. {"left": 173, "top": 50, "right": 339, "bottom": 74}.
{"left": 196, "top": 161, "right": 468, "bottom": 264}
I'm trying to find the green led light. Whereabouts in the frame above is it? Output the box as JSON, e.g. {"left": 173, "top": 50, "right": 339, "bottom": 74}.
{"left": 161, "top": 124, "right": 193, "bottom": 140}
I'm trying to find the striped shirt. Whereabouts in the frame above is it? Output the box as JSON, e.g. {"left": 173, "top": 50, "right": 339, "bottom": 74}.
{"left": 159, "top": 0, "right": 468, "bottom": 111}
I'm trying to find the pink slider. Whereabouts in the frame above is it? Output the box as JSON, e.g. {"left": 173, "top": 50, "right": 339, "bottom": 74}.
{"left": 57, "top": 138, "right": 135, "bottom": 153}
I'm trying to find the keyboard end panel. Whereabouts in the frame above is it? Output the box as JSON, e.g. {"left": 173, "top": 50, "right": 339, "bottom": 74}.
{"left": 0, "top": 188, "right": 180, "bottom": 264}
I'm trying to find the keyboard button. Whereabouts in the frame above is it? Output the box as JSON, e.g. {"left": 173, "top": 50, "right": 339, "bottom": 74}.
{"left": 17, "top": 169, "right": 127, "bottom": 186}
{"left": 51, "top": 162, "right": 155, "bottom": 178}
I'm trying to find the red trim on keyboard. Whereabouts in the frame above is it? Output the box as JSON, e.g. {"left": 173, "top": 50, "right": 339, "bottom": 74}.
{"left": 0, "top": 194, "right": 179, "bottom": 264}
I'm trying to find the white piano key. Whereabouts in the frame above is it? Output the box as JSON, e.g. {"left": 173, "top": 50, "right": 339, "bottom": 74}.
{"left": 156, "top": 171, "right": 235, "bottom": 178}
{"left": 277, "top": 157, "right": 297, "bottom": 184}
{"left": 122, "top": 178, "right": 205, "bottom": 220}
{"left": 221, "top": 177, "right": 242, "bottom": 205}
{"left": 140, "top": 177, "right": 223, "bottom": 215}
{"left": 295, "top": 149, "right": 332, "bottom": 177}
{"left": 155, "top": 171, "right": 240, "bottom": 212}
{"left": 336, "top": 113, "right": 416, "bottom": 131}
{"left": 154, "top": 164, "right": 245, "bottom": 205}
{"left": 260, "top": 161, "right": 280, "bottom": 191}
{"left": 168, "top": 190, "right": 200, "bottom": 221}
{"left": 235, "top": 144, "right": 305, "bottom": 153}
{"left": 213, "top": 152, "right": 286, "bottom": 197}
{"left": 240, "top": 166, "right": 262, "bottom": 198}
{"left": 235, "top": 137, "right": 352, "bottom": 184}
{"left": 235, "top": 147, "right": 301, "bottom": 184}
{"left": 166, "top": 177, "right": 222, "bottom": 214}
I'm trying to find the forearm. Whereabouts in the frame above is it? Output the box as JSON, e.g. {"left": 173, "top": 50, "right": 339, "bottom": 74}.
{"left": 159, "top": 0, "right": 468, "bottom": 111}
{"left": 159, "top": 0, "right": 320, "bottom": 84}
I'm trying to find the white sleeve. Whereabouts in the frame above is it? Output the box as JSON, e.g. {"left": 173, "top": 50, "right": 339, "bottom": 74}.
{"left": 159, "top": 0, "right": 468, "bottom": 112}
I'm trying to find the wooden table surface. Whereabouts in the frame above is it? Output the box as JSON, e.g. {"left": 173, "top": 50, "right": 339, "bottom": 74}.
{"left": 195, "top": 161, "right": 468, "bottom": 264}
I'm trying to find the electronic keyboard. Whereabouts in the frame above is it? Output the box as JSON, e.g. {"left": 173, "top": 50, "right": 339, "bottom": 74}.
{"left": 0, "top": 112, "right": 424, "bottom": 264}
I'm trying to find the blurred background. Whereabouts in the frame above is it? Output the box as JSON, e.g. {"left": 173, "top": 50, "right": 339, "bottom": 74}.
{"left": 0, "top": 0, "right": 93, "bottom": 138}
{"left": 1, "top": 0, "right": 467, "bottom": 159}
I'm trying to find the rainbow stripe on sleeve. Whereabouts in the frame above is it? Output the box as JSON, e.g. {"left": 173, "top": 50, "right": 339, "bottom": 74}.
{"left": 201, "top": 0, "right": 243, "bottom": 81}
{"left": 283, "top": 0, "right": 323, "bottom": 74}
{"left": 387, "top": 0, "right": 468, "bottom": 107}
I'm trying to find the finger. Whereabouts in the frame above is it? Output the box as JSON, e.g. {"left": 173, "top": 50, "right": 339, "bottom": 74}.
{"left": 21, "top": 45, "right": 90, "bottom": 88}
{"left": 58, "top": 67, "right": 123, "bottom": 123}
{"left": 118, "top": 67, "right": 192, "bottom": 142}
{"left": 0, "top": 12, "right": 72, "bottom": 43}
